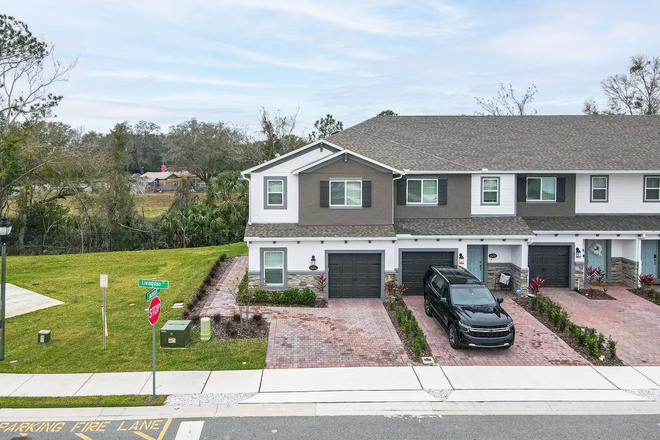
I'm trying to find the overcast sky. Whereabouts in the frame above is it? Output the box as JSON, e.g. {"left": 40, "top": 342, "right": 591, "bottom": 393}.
{"left": 7, "top": 0, "right": 660, "bottom": 135}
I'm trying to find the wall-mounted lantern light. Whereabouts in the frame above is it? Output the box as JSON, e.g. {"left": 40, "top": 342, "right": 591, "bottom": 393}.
{"left": 575, "top": 247, "right": 582, "bottom": 259}
{"left": 309, "top": 255, "right": 318, "bottom": 271}
{"left": 458, "top": 253, "right": 465, "bottom": 264}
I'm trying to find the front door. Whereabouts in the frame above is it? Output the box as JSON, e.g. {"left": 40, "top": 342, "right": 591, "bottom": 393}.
{"left": 586, "top": 240, "right": 609, "bottom": 283}
{"left": 467, "top": 245, "right": 485, "bottom": 281}
{"left": 641, "top": 240, "right": 659, "bottom": 279}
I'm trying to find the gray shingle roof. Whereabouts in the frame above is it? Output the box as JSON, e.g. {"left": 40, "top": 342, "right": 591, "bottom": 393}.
{"left": 394, "top": 217, "right": 534, "bottom": 236}
{"left": 524, "top": 215, "right": 660, "bottom": 232}
{"left": 244, "top": 223, "right": 396, "bottom": 238}
{"left": 327, "top": 115, "right": 660, "bottom": 172}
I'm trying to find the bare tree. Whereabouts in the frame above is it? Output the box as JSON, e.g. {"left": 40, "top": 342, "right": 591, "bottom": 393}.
{"left": 475, "top": 83, "right": 538, "bottom": 116}
{"left": 0, "top": 14, "right": 78, "bottom": 133}
{"left": 584, "top": 54, "right": 660, "bottom": 115}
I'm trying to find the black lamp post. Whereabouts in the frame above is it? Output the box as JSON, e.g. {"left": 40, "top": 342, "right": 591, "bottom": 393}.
{"left": 0, "top": 215, "right": 12, "bottom": 362}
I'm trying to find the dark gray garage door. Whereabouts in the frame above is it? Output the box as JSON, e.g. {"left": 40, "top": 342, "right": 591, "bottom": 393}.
{"left": 529, "top": 246, "right": 571, "bottom": 288}
{"left": 402, "top": 251, "right": 455, "bottom": 295}
{"left": 328, "top": 253, "right": 381, "bottom": 298}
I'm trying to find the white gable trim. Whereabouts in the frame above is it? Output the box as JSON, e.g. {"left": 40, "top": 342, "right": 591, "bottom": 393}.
{"left": 292, "top": 149, "right": 403, "bottom": 175}
{"left": 241, "top": 140, "right": 343, "bottom": 174}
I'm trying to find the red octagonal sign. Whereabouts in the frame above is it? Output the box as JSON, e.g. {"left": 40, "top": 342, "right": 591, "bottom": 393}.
{"left": 148, "top": 296, "right": 161, "bottom": 325}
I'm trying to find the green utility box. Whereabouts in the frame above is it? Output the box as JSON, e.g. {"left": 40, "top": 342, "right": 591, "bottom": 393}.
{"left": 160, "top": 320, "right": 192, "bottom": 348}
{"left": 38, "top": 330, "right": 51, "bottom": 344}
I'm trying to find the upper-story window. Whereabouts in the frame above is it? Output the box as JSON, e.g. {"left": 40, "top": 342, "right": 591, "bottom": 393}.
{"left": 527, "top": 177, "right": 556, "bottom": 202}
{"left": 407, "top": 179, "right": 437, "bottom": 204}
{"left": 645, "top": 176, "right": 660, "bottom": 201}
{"left": 267, "top": 180, "right": 283, "bottom": 205}
{"left": 264, "top": 176, "right": 287, "bottom": 210}
{"left": 591, "top": 176, "right": 608, "bottom": 202}
{"left": 481, "top": 177, "right": 499, "bottom": 204}
{"left": 330, "top": 180, "right": 362, "bottom": 206}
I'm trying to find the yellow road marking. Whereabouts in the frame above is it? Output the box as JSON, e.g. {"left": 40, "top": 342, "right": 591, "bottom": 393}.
{"left": 75, "top": 434, "right": 95, "bottom": 440}
{"left": 132, "top": 418, "right": 172, "bottom": 440}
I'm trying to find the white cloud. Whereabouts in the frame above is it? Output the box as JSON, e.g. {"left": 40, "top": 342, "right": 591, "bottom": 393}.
{"left": 86, "top": 70, "right": 271, "bottom": 88}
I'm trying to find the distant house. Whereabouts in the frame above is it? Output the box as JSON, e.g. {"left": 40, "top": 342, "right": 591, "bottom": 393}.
{"left": 139, "top": 171, "right": 202, "bottom": 192}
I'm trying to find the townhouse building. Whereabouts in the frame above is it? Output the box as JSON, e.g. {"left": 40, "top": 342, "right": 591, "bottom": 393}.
{"left": 242, "top": 116, "right": 660, "bottom": 298}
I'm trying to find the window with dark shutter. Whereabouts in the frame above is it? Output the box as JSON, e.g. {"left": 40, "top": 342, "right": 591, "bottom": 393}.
{"left": 517, "top": 176, "right": 526, "bottom": 202}
{"left": 397, "top": 178, "right": 406, "bottom": 205}
{"left": 362, "top": 181, "right": 371, "bottom": 207}
{"left": 557, "top": 177, "right": 566, "bottom": 202}
{"left": 437, "top": 179, "right": 447, "bottom": 205}
{"left": 320, "top": 180, "right": 329, "bottom": 207}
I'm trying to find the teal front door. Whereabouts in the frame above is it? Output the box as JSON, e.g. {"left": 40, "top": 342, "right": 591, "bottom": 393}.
{"left": 467, "top": 245, "right": 485, "bottom": 281}
{"left": 641, "top": 240, "right": 659, "bottom": 279}
{"left": 586, "top": 239, "right": 609, "bottom": 283}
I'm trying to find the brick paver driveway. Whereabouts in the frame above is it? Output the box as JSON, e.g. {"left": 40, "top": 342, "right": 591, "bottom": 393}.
{"left": 405, "top": 295, "right": 588, "bottom": 366}
{"left": 201, "top": 259, "right": 409, "bottom": 369}
{"left": 264, "top": 299, "right": 410, "bottom": 369}
{"left": 543, "top": 286, "right": 660, "bottom": 366}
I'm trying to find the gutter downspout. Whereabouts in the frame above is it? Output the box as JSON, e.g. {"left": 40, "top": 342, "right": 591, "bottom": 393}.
{"left": 240, "top": 172, "right": 251, "bottom": 225}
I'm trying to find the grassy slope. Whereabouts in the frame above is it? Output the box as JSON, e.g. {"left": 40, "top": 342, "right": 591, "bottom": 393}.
{"left": 0, "top": 243, "right": 266, "bottom": 374}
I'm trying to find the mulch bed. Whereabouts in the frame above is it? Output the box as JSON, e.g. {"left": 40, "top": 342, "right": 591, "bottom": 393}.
{"left": 238, "top": 299, "right": 329, "bottom": 308}
{"left": 628, "top": 287, "right": 660, "bottom": 306}
{"left": 182, "top": 257, "right": 233, "bottom": 326}
{"left": 514, "top": 295, "right": 624, "bottom": 366}
{"left": 575, "top": 287, "right": 616, "bottom": 300}
{"left": 210, "top": 314, "right": 270, "bottom": 339}
{"left": 383, "top": 299, "right": 433, "bottom": 365}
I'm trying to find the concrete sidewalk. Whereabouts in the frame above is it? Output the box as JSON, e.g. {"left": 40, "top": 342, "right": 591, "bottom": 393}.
{"left": 2, "top": 365, "right": 660, "bottom": 402}
{"left": 3, "top": 366, "right": 660, "bottom": 421}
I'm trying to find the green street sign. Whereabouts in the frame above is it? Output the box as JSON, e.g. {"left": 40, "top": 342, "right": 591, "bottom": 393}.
{"left": 145, "top": 288, "right": 161, "bottom": 302}
{"left": 138, "top": 279, "right": 169, "bottom": 289}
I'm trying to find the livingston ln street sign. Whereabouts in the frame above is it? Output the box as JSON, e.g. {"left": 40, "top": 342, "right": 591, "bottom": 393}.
{"left": 138, "top": 279, "right": 169, "bottom": 289}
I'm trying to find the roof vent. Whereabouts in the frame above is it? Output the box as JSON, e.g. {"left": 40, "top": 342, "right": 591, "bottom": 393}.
{"left": 331, "top": 130, "right": 342, "bottom": 135}
{"left": 482, "top": 168, "right": 489, "bottom": 172}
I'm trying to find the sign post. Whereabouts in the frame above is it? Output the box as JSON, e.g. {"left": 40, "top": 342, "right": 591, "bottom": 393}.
{"left": 100, "top": 275, "right": 108, "bottom": 350}
{"left": 148, "top": 296, "right": 161, "bottom": 400}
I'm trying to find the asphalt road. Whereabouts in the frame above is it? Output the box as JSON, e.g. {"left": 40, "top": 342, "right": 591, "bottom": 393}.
{"left": 2, "top": 415, "right": 659, "bottom": 440}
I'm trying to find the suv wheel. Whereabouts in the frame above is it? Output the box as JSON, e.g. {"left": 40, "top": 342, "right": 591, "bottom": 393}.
{"left": 424, "top": 295, "right": 432, "bottom": 316}
{"left": 448, "top": 324, "right": 461, "bottom": 349}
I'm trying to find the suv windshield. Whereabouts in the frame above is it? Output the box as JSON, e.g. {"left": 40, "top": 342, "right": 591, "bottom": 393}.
{"left": 451, "top": 286, "right": 497, "bottom": 306}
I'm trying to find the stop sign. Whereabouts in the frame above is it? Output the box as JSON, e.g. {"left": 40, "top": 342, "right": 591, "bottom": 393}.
{"left": 148, "top": 296, "right": 161, "bottom": 325}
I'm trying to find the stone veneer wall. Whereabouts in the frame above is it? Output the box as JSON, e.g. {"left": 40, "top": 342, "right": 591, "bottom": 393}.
{"left": 610, "top": 260, "right": 622, "bottom": 284}
{"left": 486, "top": 263, "right": 528, "bottom": 295}
{"left": 574, "top": 263, "right": 585, "bottom": 290}
{"left": 248, "top": 273, "right": 325, "bottom": 299}
{"left": 621, "top": 259, "right": 639, "bottom": 288}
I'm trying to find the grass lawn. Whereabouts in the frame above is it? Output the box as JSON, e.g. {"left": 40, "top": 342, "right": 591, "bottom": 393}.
{"left": 0, "top": 242, "right": 266, "bottom": 374}
{"left": 0, "top": 395, "right": 166, "bottom": 408}
{"left": 133, "top": 192, "right": 176, "bottom": 219}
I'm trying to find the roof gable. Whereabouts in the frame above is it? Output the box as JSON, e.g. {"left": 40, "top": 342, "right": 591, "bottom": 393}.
{"left": 242, "top": 140, "right": 341, "bottom": 174}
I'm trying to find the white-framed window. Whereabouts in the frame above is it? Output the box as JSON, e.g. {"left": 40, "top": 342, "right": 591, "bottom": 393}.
{"left": 407, "top": 179, "right": 438, "bottom": 204}
{"left": 591, "top": 176, "right": 608, "bottom": 202}
{"left": 481, "top": 177, "right": 499, "bottom": 204}
{"left": 527, "top": 177, "right": 556, "bottom": 201}
{"left": 267, "top": 180, "right": 284, "bottom": 206}
{"left": 263, "top": 251, "right": 285, "bottom": 285}
{"left": 645, "top": 176, "right": 660, "bottom": 201}
{"left": 330, "top": 180, "right": 362, "bottom": 206}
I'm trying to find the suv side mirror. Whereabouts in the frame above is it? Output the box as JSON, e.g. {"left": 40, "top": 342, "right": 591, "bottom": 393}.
{"left": 497, "top": 297, "right": 503, "bottom": 304}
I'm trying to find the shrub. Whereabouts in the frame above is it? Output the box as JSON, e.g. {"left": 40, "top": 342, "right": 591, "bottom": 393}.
{"left": 607, "top": 335, "right": 617, "bottom": 358}
{"left": 585, "top": 333, "right": 599, "bottom": 357}
{"left": 252, "top": 314, "right": 262, "bottom": 322}
{"left": 558, "top": 311, "right": 569, "bottom": 331}
{"left": 219, "top": 253, "right": 227, "bottom": 262}
{"left": 412, "top": 339, "right": 422, "bottom": 356}
{"left": 213, "top": 315, "right": 221, "bottom": 324}
{"left": 232, "top": 313, "right": 241, "bottom": 322}
{"left": 395, "top": 306, "right": 403, "bottom": 324}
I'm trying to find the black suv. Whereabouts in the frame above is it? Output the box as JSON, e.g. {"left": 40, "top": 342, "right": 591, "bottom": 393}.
{"left": 423, "top": 266, "right": 514, "bottom": 349}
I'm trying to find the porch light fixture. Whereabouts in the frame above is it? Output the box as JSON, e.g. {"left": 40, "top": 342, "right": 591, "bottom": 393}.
{"left": 458, "top": 253, "right": 465, "bottom": 264}
{"left": 309, "top": 255, "right": 318, "bottom": 271}
{"left": 575, "top": 247, "right": 582, "bottom": 259}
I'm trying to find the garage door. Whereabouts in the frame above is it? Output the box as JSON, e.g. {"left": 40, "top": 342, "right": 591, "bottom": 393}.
{"left": 328, "top": 253, "right": 381, "bottom": 298}
{"left": 528, "top": 246, "right": 570, "bottom": 288}
{"left": 402, "top": 251, "right": 455, "bottom": 295}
